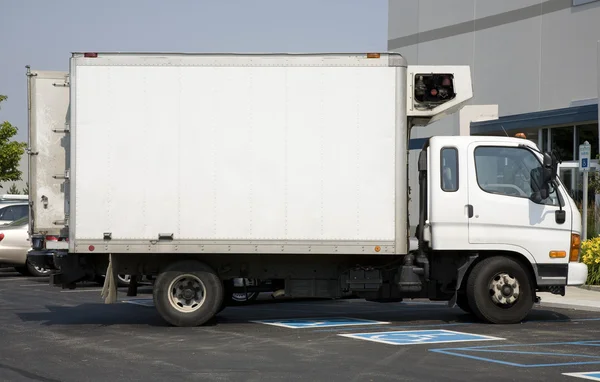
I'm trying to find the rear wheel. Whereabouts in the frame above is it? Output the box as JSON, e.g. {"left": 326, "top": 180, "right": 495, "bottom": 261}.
{"left": 153, "top": 260, "right": 224, "bottom": 327}
{"left": 466, "top": 256, "right": 533, "bottom": 324}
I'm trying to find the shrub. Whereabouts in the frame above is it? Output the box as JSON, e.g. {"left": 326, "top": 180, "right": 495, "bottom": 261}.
{"left": 581, "top": 236, "right": 600, "bottom": 285}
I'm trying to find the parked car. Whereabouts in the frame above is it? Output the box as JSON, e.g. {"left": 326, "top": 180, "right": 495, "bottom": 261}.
{"left": 0, "top": 202, "right": 28, "bottom": 225}
{"left": 0, "top": 216, "right": 50, "bottom": 276}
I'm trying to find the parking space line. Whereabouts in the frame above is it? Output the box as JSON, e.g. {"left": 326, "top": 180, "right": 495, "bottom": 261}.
{"left": 314, "top": 322, "right": 472, "bottom": 332}
{"left": 60, "top": 288, "right": 103, "bottom": 293}
{"left": 0, "top": 278, "right": 26, "bottom": 282}
{"left": 563, "top": 371, "right": 600, "bottom": 380}
{"left": 429, "top": 340, "right": 600, "bottom": 368}
{"left": 252, "top": 317, "right": 390, "bottom": 329}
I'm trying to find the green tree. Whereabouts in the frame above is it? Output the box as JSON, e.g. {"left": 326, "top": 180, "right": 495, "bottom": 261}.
{"left": 22, "top": 182, "right": 29, "bottom": 195}
{"left": 0, "top": 95, "right": 27, "bottom": 187}
{"left": 7, "top": 183, "right": 20, "bottom": 194}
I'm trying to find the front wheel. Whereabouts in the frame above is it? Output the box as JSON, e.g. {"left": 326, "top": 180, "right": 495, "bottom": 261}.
{"left": 466, "top": 256, "right": 534, "bottom": 324}
{"left": 153, "top": 261, "right": 224, "bottom": 327}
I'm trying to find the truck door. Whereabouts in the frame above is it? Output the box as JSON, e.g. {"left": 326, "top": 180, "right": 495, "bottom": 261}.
{"left": 27, "top": 69, "right": 70, "bottom": 237}
{"left": 466, "top": 141, "right": 572, "bottom": 262}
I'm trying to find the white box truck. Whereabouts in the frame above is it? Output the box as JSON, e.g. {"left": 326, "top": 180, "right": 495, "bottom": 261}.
{"left": 27, "top": 52, "right": 588, "bottom": 327}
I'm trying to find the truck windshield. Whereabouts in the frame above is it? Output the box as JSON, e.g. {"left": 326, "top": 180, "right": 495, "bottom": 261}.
{"left": 474, "top": 145, "right": 562, "bottom": 206}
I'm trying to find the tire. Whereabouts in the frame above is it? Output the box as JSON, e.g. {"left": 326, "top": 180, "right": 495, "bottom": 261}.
{"left": 153, "top": 260, "right": 224, "bottom": 327}
{"left": 466, "top": 256, "right": 534, "bottom": 324}
{"left": 15, "top": 261, "right": 51, "bottom": 277}
{"left": 455, "top": 292, "right": 472, "bottom": 314}
{"left": 26, "top": 260, "right": 52, "bottom": 277}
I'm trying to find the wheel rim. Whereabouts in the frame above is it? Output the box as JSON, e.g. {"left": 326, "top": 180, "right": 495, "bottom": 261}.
{"left": 489, "top": 272, "right": 520, "bottom": 308}
{"left": 34, "top": 265, "right": 50, "bottom": 274}
{"left": 167, "top": 274, "right": 207, "bottom": 313}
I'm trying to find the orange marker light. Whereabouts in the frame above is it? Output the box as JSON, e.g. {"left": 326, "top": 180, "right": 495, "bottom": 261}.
{"left": 366, "top": 53, "right": 381, "bottom": 58}
{"left": 549, "top": 251, "right": 566, "bottom": 258}
{"left": 374, "top": 246, "right": 381, "bottom": 252}
{"left": 570, "top": 233, "right": 581, "bottom": 262}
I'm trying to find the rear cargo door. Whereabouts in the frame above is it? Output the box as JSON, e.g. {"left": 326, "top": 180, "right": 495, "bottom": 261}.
{"left": 27, "top": 69, "right": 70, "bottom": 236}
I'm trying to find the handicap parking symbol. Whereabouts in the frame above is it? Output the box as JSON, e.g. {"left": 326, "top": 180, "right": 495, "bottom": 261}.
{"left": 339, "top": 329, "right": 504, "bottom": 346}
{"left": 251, "top": 317, "right": 389, "bottom": 329}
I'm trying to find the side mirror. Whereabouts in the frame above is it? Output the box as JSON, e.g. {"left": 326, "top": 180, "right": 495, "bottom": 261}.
{"left": 530, "top": 167, "right": 551, "bottom": 203}
{"left": 543, "top": 152, "right": 560, "bottom": 182}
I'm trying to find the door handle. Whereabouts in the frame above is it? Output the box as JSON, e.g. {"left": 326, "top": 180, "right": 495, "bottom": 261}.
{"left": 466, "top": 204, "right": 474, "bottom": 218}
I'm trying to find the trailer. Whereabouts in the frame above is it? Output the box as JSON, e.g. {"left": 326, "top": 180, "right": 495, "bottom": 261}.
{"left": 27, "top": 52, "right": 588, "bottom": 327}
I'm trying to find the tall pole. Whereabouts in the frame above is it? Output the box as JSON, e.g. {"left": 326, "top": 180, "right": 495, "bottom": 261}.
{"left": 584, "top": 170, "right": 589, "bottom": 241}
{"left": 580, "top": 141, "right": 592, "bottom": 241}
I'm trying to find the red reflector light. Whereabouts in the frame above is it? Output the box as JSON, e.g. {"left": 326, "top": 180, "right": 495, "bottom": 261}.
{"left": 45, "top": 235, "right": 58, "bottom": 241}
{"left": 84, "top": 52, "right": 98, "bottom": 58}
{"left": 0, "top": 233, "right": 4, "bottom": 241}
{"left": 89, "top": 245, "right": 95, "bottom": 252}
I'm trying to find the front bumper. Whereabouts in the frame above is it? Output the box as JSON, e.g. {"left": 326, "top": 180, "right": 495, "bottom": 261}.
{"left": 568, "top": 262, "right": 588, "bottom": 286}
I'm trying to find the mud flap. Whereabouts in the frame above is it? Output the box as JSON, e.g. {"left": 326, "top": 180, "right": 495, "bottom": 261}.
{"left": 100, "top": 254, "right": 118, "bottom": 304}
{"left": 448, "top": 255, "right": 478, "bottom": 308}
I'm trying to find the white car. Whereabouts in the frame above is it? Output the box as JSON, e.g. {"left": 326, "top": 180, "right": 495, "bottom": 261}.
{"left": 0, "top": 216, "right": 50, "bottom": 276}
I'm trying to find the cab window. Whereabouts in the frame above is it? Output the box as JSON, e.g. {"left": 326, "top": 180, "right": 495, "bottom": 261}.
{"left": 440, "top": 147, "right": 458, "bottom": 192}
{"left": 474, "top": 146, "right": 561, "bottom": 206}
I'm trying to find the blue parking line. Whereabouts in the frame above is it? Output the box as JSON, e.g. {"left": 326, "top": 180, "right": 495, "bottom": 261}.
{"left": 313, "top": 322, "right": 472, "bottom": 333}
{"left": 429, "top": 340, "right": 600, "bottom": 368}
{"left": 431, "top": 348, "right": 600, "bottom": 368}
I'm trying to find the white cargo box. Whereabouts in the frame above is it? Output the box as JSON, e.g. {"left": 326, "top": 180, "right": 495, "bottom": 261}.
{"left": 69, "top": 53, "right": 408, "bottom": 254}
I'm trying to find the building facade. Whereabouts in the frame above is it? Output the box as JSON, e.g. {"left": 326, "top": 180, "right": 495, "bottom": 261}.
{"left": 389, "top": 0, "right": 600, "bottom": 232}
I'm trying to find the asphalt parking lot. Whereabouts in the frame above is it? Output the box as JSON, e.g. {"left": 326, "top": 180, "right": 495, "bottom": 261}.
{"left": 2, "top": 268, "right": 600, "bottom": 382}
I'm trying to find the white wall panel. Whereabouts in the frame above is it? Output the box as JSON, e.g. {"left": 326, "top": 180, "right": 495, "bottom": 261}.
{"left": 540, "top": 5, "right": 600, "bottom": 110}
{"left": 472, "top": 16, "right": 542, "bottom": 115}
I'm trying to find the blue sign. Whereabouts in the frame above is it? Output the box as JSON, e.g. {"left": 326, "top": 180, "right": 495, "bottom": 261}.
{"left": 339, "top": 329, "right": 504, "bottom": 346}
{"left": 580, "top": 141, "right": 591, "bottom": 171}
{"left": 564, "top": 372, "right": 600, "bottom": 381}
{"left": 252, "top": 317, "right": 389, "bottom": 329}
{"left": 583, "top": 158, "right": 589, "bottom": 168}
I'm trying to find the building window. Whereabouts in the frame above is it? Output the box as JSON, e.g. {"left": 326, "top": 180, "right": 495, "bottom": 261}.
{"left": 551, "top": 126, "right": 575, "bottom": 162}
{"left": 576, "top": 123, "right": 599, "bottom": 161}
{"left": 441, "top": 147, "right": 458, "bottom": 192}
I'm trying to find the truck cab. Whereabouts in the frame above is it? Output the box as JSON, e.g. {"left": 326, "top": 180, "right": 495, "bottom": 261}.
{"left": 415, "top": 134, "right": 587, "bottom": 323}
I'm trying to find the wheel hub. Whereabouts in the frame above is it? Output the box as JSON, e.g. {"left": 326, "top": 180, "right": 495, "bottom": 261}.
{"left": 489, "top": 273, "right": 520, "bottom": 307}
{"left": 182, "top": 288, "right": 195, "bottom": 300}
{"left": 502, "top": 285, "right": 513, "bottom": 296}
{"left": 167, "top": 275, "right": 207, "bottom": 313}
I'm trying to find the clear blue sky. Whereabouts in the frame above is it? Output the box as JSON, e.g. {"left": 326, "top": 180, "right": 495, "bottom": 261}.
{"left": 0, "top": 0, "right": 388, "bottom": 143}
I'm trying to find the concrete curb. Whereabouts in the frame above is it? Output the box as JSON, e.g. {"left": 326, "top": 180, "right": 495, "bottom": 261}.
{"left": 538, "top": 301, "right": 600, "bottom": 313}
{"left": 578, "top": 285, "right": 600, "bottom": 292}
